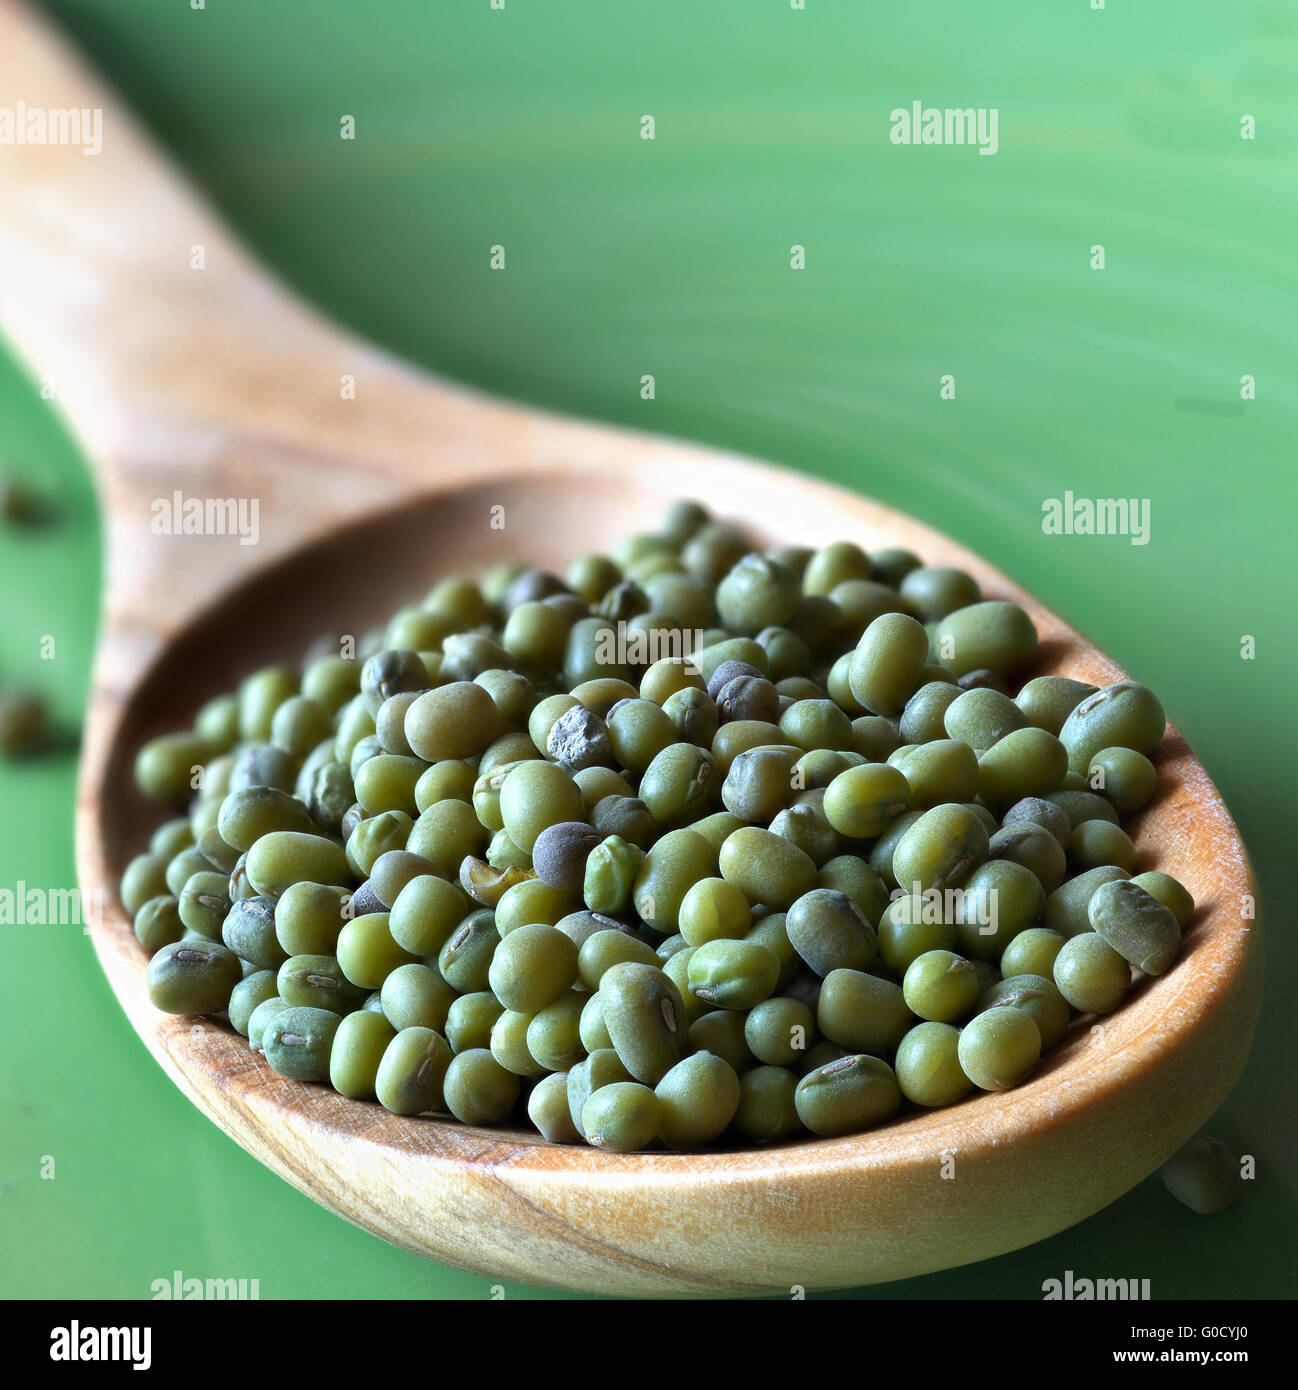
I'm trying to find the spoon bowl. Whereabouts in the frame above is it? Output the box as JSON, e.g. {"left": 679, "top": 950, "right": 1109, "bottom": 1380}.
{"left": 91, "top": 456, "right": 1260, "bottom": 1297}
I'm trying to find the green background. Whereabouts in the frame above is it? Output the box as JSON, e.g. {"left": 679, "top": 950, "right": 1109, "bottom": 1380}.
{"left": 2, "top": 0, "right": 1294, "bottom": 1299}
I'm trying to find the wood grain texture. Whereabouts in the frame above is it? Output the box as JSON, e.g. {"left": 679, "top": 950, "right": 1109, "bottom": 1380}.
{"left": 0, "top": 0, "right": 1261, "bottom": 1296}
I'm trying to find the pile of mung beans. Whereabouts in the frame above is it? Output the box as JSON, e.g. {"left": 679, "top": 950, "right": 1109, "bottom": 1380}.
{"left": 122, "top": 500, "right": 1194, "bottom": 1150}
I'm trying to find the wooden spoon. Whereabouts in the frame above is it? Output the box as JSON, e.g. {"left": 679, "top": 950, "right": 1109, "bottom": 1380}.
{"left": 0, "top": 0, "right": 1260, "bottom": 1296}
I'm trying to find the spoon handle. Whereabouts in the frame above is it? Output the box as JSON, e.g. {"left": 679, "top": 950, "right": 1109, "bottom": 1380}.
{"left": 0, "top": 0, "right": 538, "bottom": 487}
{"left": 0, "top": 1, "right": 762, "bottom": 632}
{"left": 0, "top": 0, "right": 573, "bottom": 643}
